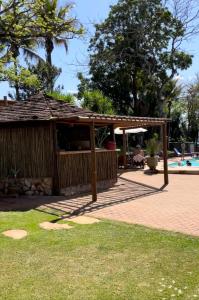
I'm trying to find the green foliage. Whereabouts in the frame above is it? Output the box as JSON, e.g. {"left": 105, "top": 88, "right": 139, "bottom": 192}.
{"left": 80, "top": 89, "right": 115, "bottom": 148}
{"left": 47, "top": 91, "right": 75, "bottom": 104}
{"left": 146, "top": 133, "right": 160, "bottom": 156}
{"left": 186, "top": 79, "right": 199, "bottom": 142}
{"left": 5, "top": 66, "right": 40, "bottom": 88}
{"left": 1, "top": 61, "right": 40, "bottom": 100}
{"left": 27, "top": 61, "right": 62, "bottom": 92}
{"left": 81, "top": 0, "right": 192, "bottom": 116}
{"left": 81, "top": 90, "right": 115, "bottom": 114}
{"left": 0, "top": 0, "right": 84, "bottom": 98}
{"left": 32, "top": 0, "right": 84, "bottom": 91}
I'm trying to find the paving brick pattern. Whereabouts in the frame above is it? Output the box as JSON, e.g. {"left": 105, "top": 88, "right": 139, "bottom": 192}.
{"left": 89, "top": 173, "right": 199, "bottom": 237}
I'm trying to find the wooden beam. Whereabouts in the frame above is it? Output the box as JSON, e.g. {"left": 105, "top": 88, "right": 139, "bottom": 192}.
{"left": 162, "top": 123, "right": 169, "bottom": 185}
{"left": 90, "top": 122, "right": 97, "bottom": 202}
{"left": 56, "top": 119, "right": 166, "bottom": 128}
{"left": 77, "top": 118, "right": 167, "bottom": 126}
{"left": 122, "top": 129, "right": 127, "bottom": 169}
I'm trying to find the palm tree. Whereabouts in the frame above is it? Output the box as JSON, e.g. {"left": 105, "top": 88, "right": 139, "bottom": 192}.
{"left": 35, "top": 0, "right": 83, "bottom": 91}
{"left": 0, "top": 0, "right": 44, "bottom": 100}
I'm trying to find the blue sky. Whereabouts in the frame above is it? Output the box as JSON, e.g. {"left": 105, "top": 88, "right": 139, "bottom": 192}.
{"left": 0, "top": 0, "right": 199, "bottom": 98}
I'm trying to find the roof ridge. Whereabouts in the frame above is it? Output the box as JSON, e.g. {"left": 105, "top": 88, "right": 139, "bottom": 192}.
{"left": 42, "top": 92, "right": 54, "bottom": 119}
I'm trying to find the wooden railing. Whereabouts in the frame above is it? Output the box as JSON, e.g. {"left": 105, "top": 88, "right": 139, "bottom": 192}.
{"left": 57, "top": 150, "right": 117, "bottom": 189}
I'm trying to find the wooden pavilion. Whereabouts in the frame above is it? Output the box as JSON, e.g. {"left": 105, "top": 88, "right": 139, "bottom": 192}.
{"left": 0, "top": 93, "right": 169, "bottom": 200}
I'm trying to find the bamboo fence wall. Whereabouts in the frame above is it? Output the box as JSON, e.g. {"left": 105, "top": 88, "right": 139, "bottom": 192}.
{"left": 0, "top": 124, "right": 54, "bottom": 178}
{"left": 57, "top": 150, "right": 117, "bottom": 189}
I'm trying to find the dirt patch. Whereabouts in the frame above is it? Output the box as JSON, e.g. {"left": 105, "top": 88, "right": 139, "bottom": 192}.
{"left": 2, "top": 229, "right": 27, "bottom": 239}
{"left": 68, "top": 216, "right": 100, "bottom": 225}
{"left": 39, "top": 222, "right": 72, "bottom": 230}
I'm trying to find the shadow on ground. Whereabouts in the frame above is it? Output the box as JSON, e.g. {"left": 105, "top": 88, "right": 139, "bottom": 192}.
{"left": 0, "top": 177, "right": 166, "bottom": 217}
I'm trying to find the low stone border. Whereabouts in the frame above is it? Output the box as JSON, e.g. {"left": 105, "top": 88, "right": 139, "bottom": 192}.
{"left": 158, "top": 169, "right": 199, "bottom": 175}
{"left": 0, "top": 177, "right": 52, "bottom": 197}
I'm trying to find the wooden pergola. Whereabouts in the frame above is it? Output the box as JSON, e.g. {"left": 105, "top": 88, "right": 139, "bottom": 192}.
{"left": 70, "top": 114, "right": 169, "bottom": 202}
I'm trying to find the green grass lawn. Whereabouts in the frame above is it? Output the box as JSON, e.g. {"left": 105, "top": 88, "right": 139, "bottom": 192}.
{"left": 1, "top": 210, "right": 199, "bottom": 300}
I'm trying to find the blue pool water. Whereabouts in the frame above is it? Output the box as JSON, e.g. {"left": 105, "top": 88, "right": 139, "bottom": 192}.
{"left": 169, "top": 158, "right": 199, "bottom": 167}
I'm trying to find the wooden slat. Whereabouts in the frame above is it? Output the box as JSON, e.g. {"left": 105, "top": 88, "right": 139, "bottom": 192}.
{"left": 57, "top": 151, "right": 117, "bottom": 189}
{"left": 0, "top": 124, "right": 53, "bottom": 178}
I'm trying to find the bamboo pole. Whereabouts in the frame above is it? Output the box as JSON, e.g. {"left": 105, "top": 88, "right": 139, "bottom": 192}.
{"left": 162, "top": 123, "right": 169, "bottom": 185}
{"left": 122, "top": 129, "right": 127, "bottom": 168}
{"left": 90, "top": 122, "right": 97, "bottom": 202}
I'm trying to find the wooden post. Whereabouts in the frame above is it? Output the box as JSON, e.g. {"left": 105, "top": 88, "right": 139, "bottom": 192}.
{"left": 109, "top": 124, "right": 115, "bottom": 142}
{"left": 122, "top": 129, "right": 127, "bottom": 168}
{"left": 162, "top": 123, "right": 169, "bottom": 185}
{"left": 52, "top": 121, "right": 60, "bottom": 195}
{"left": 90, "top": 122, "right": 97, "bottom": 202}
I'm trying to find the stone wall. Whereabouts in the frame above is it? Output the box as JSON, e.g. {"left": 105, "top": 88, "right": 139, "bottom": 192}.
{"left": 0, "top": 177, "right": 52, "bottom": 196}
{"left": 0, "top": 177, "right": 116, "bottom": 197}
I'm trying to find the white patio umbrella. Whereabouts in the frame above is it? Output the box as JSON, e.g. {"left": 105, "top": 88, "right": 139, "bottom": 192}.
{"left": 114, "top": 127, "right": 147, "bottom": 134}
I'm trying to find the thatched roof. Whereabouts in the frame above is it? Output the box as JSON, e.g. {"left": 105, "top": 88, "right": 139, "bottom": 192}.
{"left": 0, "top": 92, "right": 168, "bottom": 127}
{"left": 0, "top": 99, "right": 15, "bottom": 106}
{"left": 0, "top": 92, "right": 91, "bottom": 123}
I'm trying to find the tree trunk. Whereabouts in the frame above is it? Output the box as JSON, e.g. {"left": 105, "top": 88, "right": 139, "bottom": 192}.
{"left": 12, "top": 45, "right": 20, "bottom": 101}
{"left": 132, "top": 71, "right": 138, "bottom": 115}
{"left": 14, "top": 61, "right": 20, "bottom": 101}
{"left": 45, "top": 38, "right": 54, "bottom": 92}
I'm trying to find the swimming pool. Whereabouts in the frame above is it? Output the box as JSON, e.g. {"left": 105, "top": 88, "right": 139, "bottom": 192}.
{"left": 169, "top": 158, "right": 199, "bottom": 167}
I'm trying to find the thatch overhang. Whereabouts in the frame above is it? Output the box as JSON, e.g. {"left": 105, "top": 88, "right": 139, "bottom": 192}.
{"left": 0, "top": 92, "right": 169, "bottom": 127}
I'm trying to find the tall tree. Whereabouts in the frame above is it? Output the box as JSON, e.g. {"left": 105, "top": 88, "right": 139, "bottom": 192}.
{"left": 0, "top": 0, "right": 43, "bottom": 99}
{"left": 81, "top": 0, "right": 193, "bottom": 116}
{"left": 186, "top": 79, "right": 199, "bottom": 142}
{"left": 0, "top": 0, "right": 84, "bottom": 98}
{"left": 34, "top": 0, "right": 83, "bottom": 91}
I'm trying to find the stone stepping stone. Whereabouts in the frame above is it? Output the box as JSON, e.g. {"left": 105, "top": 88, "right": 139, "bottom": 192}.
{"left": 68, "top": 216, "right": 100, "bottom": 225}
{"left": 2, "top": 229, "right": 27, "bottom": 240}
{"left": 39, "top": 221, "right": 72, "bottom": 230}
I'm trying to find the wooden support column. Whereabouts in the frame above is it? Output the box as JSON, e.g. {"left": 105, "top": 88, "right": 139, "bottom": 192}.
{"left": 52, "top": 121, "right": 60, "bottom": 195}
{"left": 122, "top": 129, "right": 127, "bottom": 169}
{"left": 109, "top": 124, "right": 115, "bottom": 142}
{"left": 162, "top": 123, "right": 169, "bottom": 185}
{"left": 90, "top": 122, "right": 97, "bottom": 202}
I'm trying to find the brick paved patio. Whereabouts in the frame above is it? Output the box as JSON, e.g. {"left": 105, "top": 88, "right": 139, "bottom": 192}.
{"left": 89, "top": 172, "right": 199, "bottom": 237}
{"left": 1, "top": 172, "right": 199, "bottom": 237}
